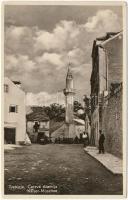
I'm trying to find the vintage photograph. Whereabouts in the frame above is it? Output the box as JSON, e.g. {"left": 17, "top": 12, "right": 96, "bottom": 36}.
{"left": 3, "top": 1, "right": 126, "bottom": 197}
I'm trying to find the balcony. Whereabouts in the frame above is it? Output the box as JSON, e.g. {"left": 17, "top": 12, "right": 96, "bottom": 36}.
{"left": 63, "top": 88, "right": 75, "bottom": 95}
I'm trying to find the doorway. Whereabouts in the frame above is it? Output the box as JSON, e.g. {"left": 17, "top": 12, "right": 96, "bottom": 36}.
{"left": 37, "top": 132, "right": 45, "bottom": 143}
{"left": 4, "top": 128, "right": 16, "bottom": 144}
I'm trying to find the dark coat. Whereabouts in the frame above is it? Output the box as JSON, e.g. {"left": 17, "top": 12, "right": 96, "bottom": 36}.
{"left": 99, "top": 134, "right": 105, "bottom": 144}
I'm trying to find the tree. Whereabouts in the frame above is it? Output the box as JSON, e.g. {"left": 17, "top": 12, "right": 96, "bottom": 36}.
{"left": 73, "top": 101, "right": 83, "bottom": 112}
{"left": 44, "top": 103, "right": 65, "bottom": 122}
{"left": 83, "top": 95, "right": 91, "bottom": 124}
{"left": 73, "top": 100, "right": 85, "bottom": 120}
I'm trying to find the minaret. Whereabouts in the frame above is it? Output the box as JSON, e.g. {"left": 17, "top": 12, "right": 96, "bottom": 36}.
{"left": 63, "top": 63, "right": 75, "bottom": 138}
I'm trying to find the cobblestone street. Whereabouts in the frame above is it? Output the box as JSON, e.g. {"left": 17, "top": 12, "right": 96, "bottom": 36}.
{"left": 4, "top": 144, "right": 123, "bottom": 195}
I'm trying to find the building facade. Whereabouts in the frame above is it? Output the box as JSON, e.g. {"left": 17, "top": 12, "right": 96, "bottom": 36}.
{"left": 102, "top": 84, "right": 122, "bottom": 158}
{"left": 4, "top": 77, "right": 26, "bottom": 144}
{"left": 90, "top": 32, "right": 123, "bottom": 149}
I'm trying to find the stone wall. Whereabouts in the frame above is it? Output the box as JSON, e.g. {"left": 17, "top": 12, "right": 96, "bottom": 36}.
{"left": 103, "top": 33, "right": 123, "bottom": 91}
{"left": 102, "top": 88, "right": 122, "bottom": 158}
{"left": 90, "top": 106, "right": 99, "bottom": 146}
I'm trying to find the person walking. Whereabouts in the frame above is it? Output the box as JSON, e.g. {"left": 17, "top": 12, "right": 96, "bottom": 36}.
{"left": 99, "top": 130, "right": 105, "bottom": 154}
{"left": 33, "top": 122, "right": 40, "bottom": 143}
{"left": 82, "top": 132, "right": 88, "bottom": 147}
{"left": 33, "top": 122, "right": 40, "bottom": 133}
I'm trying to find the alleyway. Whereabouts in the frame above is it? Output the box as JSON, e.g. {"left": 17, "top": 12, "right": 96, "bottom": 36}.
{"left": 4, "top": 144, "right": 123, "bottom": 195}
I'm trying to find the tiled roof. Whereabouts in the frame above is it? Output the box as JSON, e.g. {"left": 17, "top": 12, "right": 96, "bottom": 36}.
{"left": 26, "top": 106, "right": 49, "bottom": 122}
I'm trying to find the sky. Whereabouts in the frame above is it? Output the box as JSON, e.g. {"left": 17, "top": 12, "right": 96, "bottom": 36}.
{"left": 4, "top": 4, "right": 123, "bottom": 106}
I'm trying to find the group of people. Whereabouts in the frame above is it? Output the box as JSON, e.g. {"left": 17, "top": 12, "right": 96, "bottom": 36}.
{"left": 54, "top": 137, "right": 74, "bottom": 144}
{"left": 33, "top": 121, "right": 105, "bottom": 153}
{"left": 82, "top": 130, "right": 105, "bottom": 154}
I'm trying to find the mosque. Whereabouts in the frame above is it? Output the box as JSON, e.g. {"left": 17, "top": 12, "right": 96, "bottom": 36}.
{"left": 51, "top": 63, "right": 85, "bottom": 141}
{"left": 63, "top": 63, "right": 76, "bottom": 138}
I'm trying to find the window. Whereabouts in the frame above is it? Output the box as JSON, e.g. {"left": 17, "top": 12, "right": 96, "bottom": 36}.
{"left": 9, "top": 105, "right": 18, "bottom": 113}
{"left": 4, "top": 84, "right": 9, "bottom": 93}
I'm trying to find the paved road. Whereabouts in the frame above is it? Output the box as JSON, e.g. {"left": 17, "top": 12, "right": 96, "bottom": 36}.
{"left": 4, "top": 144, "right": 123, "bottom": 195}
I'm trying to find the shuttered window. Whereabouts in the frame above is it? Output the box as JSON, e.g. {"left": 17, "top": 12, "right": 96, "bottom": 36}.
{"left": 4, "top": 84, "right": 9, "bottom": 93}
{"left": 9, "top": 105, "right": 18, "bottom": 113}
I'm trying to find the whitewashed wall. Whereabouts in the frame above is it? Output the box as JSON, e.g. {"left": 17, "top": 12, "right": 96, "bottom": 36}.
{"left": 4, "top": 77, "right": 26, "bottom": 143}
{"left": 75, "top": 125, "right": 85, "bottom": 138}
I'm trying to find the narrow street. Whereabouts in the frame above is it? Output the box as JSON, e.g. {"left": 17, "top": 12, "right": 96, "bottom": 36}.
{"left": 4, "top": 144, "right": 123, "bottom": 195}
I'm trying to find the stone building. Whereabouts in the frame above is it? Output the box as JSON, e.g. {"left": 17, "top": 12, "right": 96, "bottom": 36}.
{"left": 102, "top": 83, "right": 122, "bottom": 158}
{"left": 4, "top": 77, "right": 26, "bottom": 144}
{"left": 90, "top": 31, "right": 123, "bottom": 153}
